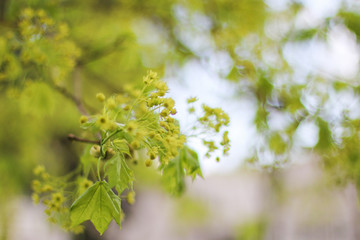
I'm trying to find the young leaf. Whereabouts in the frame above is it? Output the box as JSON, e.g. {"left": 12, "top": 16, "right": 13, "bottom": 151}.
{"left": 70, "top": 181, "right": 122, "bottom": 235}
{"left": 80, "top": 145, "right": 97, "bottom": 177}
{"left": 161, "top": 154, "right": 185, "bottom": 196}
{"left": 316, "top": 118, "right": 333, "bottom": 151}
{"left": 161, "top": 146, "right": 202, "bottom": 196}
{"left": 113, "top": 139, "right": 131, "bottom": 157}
{"left": 181, "top": 146, "right": 203, "bottom": 180}
{"left": 105, "top": 153, "right": 134, "bottom": 194}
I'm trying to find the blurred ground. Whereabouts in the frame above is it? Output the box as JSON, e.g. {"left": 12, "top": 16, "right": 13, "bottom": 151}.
{"left": 6, "top": 156, "right": 360, "bottom": 240}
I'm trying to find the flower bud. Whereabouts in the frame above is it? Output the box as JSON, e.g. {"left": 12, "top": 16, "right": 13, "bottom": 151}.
{"left": 145, "top": 159, "right": 152, "bottom": 167}
{"left": 127, "top": 191, "right": 136, "bottom": 204}
{"left": 79, "top": 115, "right": 88, "bottom": 124}
{"left": 96, "top": 93, "right": 105, "bottom": 102}
{"left": 90, "top": 145, "right": 101, "bottom": 158}
{"left": 104, "top": 148, "right": 115, "bottom": 160}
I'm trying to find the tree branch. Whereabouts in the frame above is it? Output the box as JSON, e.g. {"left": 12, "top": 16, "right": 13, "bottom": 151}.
{"left": 76, "top": 35, "right": 128, "bottom": 67}
{"left": 0, "top": 0, "right": 7, "bottom": 22}
{"left": 49, "top": 83, "right": 94, "bottom": 116}
{"left": 67, "top": 134, "right": 100, "bottom": 144}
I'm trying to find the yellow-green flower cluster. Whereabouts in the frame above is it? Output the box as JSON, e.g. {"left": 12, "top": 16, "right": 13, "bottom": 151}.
{"left": 31, "top": 69, "right": 231, "bottom": 234}
{"left": 16, "top": 8, "right": 80, "bottom": 83}
{"left": 32, "top": 165, "right": 90, "bottom": 233}
{"left": 32, "top": 166, "right": 66, "bottom": 222}
{"left": 127, "top": 191, "right": 136, "bottom": 205}
{"left": 143, "top": 70, "right": 158, "bottom": 85}
{"left": 81, "top": 71, "right": 186, "bottom": 165}
{"left": 199, "top": 104, "right": 230, "bottom": 132}
{"left": 184, "top": 102, "right": 230, "bottom": 161}
{"left": 77, "top": 178, "right": 93, "bottom": 196}
{"left": 203, "top": 140, "right": 218, "bottom": 157}
{"left": 220, "top": 131, "right": 230, "bottom": 155}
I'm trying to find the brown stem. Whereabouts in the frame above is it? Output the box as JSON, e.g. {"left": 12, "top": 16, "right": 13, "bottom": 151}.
{"left": 67, "top": 134, "right": 100, "bottom": 145}
{"left": 0, "top": 0, "right": 7, "bottom": 22}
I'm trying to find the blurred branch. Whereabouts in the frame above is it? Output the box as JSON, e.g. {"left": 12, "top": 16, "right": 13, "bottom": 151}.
{"left": 0, "top": 0, "right": 7, "bottom": 22}
{"left": 0, "top": 79, "right": 95, "bottom": 116}
{"left": 48, "top": 82, "right": 93, "bottom": 116}
{"left": 67, "top": 134, "right": 100, "bottom": 144}
{"left": 77, "top": 35, "right": 129, "bottom": 67}
{"left": 84, "top": 70, "right": 124, "bottom": 93}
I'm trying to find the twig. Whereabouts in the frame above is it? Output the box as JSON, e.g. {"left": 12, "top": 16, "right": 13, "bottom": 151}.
{"left": 67, "top": 134, "right": 100, "bottom": 145}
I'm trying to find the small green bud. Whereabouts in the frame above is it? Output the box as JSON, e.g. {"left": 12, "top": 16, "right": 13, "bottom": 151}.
{"left": 123, "top": 105, "right": 130, "bottom": 111}
{"left": 126, "top": 121, "right": 137, "bottom": 133}
{"left": 41, "top": 185, "right": 53, "bottom": 192}
{"left": 187, "top": 97, "right": 198, "bottom": 103}
{"left": 127, "top": 191, "right": 136, "bottom": 205}
{"left": 96, "top": 93, "right": 105, "bottom": 102}
{"left": 51, "top": 193, "right": 64, "bottom": 203}
{"left": 32, "top": 180, "right": 41, "bottom": 192}
{"left": 90, "top": 145, "right": 101, "bottom": 158}
{"left": 41, "top": 173, "right": 50, "bottom": 180}
{"left": 148, "top": 131, "right": 156, "bottom": 138}
{"left": 170, "top": 108, "right": 177, "bottom": 115}
{"left": 79, "top": 115, "right": 88, "bottom": 124}
{"left": 145, "top": 159, "right": 152, "bottom": 167}
{"left": 149, "top": 152, "right": 156, "bottom": 160}
{"left": 131, "top": 141, "right": 140, "bottom": 149}
{"left": 107, "top": 98, "right": 116, "bottom": 109}
{"left": 32, "top": 193, "right": 40, "bottom": 205}
{"left": 80, "top": 179, "right": 93, "bottom": 189}
{"left": 104, "top": 148, "right": 115, "bottom": 160}
{"left": 33, "top": 165, "right": 45, "bottom": 176}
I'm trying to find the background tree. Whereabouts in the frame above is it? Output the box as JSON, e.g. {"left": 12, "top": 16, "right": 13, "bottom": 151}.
{"left": 1, "top": 0, "right": 360, "bottom": 238}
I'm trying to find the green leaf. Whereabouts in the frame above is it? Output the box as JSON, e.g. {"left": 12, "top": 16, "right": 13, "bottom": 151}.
{"left": 113, "top": 139, "right": 131, "bottom": 156}
{"left": 70, "top": 181, "right": 122, "bottom": 235}
{"left": 339, "top": 11, "right": 360, "bottom": 39}
{"left": 80, "top": 145, "right": 97, "bottom": 177}
{"left": 291, "top": 28, "right": 318, "bottom": 41}
{"left": 268, "top": 133, "right": 287, "bottom": 155}
{"left": 106, "top": 153, "right": 134, "bottom": 194}
{"left": 161, "top": 154, "right": 185, "bottom": 196}
{"left": 315, "top": 118, "right": 333, "bottom": 151}
{"left": 161, "top": 146, "right": 203, "bottom": 196}
{"left": 181, "top": 146, "right": 203, "bottom": 180}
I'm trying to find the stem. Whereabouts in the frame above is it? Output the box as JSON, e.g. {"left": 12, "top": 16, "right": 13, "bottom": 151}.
{"left": 97, "top": 157, "right": 102, "bottom": 181}
{"left": 126, "top": 85, "right": 147, "bottom": 121}
{"left": 101, "top": 129, "right": 122, "bottom": 145}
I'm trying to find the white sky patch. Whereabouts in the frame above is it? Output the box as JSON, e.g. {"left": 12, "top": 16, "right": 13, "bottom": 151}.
{"left": 132, "top": 19, "right": 169, "bottom": 68}
{"left": 165, "top": 60, "right": 257, "bottom": 176}
{"left": 265, "top": 0, "right": 290, "bottom": 11}
{"left": 294, "top": 121, "right": 319, "bottom": 148}
{"left": 283, "top": 25, "right": 360, "bottom": 80}
{"left": 173, "top": 5, "right": 215, "bottom": 56}
{"left": 265, "top": 15, "right": 293, "bottom": 41}
{"left": 295, "top": 0, "right": 341, "bottom": 28}
{"left": 324, "top": 89, "right": 360, "bottom": 120}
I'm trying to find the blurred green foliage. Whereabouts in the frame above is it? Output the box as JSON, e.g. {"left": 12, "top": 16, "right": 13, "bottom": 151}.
{"left": 235, "top": 218, "right": 267, "bottom": 240}
{"left": 2, "top": 0, "right": 360, "bottom": 238}
{"left": 175, "top": 196, "right": 210, "bottom": 225}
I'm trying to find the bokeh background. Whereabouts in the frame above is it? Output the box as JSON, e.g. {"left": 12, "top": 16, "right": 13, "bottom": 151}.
{"left": 1, "top": 0, "right": 360, "bottom": 239}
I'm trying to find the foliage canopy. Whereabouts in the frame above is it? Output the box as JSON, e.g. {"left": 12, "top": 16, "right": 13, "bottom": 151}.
{"left": 1, "top": 0, "right": 360, "bottom": 236}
